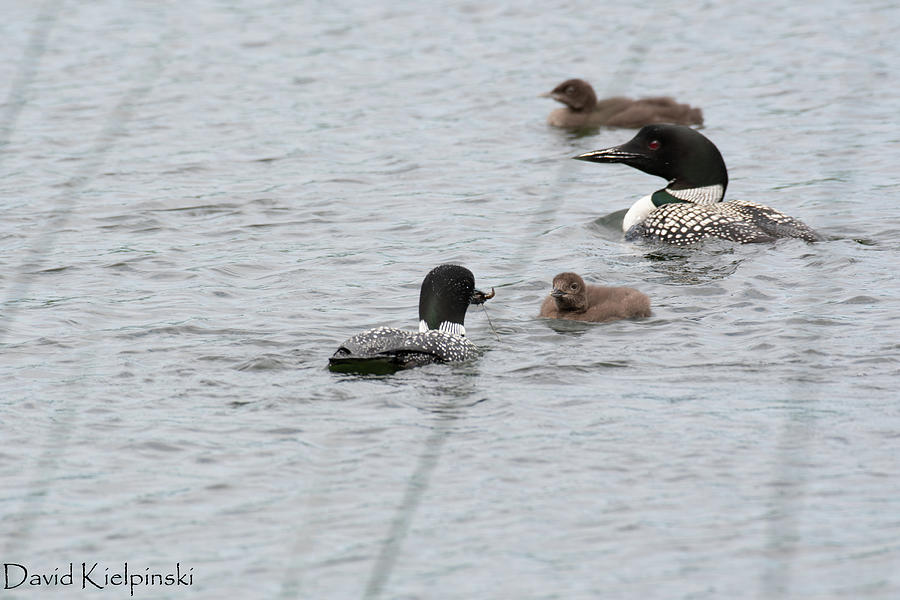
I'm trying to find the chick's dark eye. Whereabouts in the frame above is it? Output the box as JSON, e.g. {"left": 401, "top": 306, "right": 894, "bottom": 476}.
{"left": 570, "top": 283, "right": 578, "bottom": 290}
{"left": 648, "top": 140, "right": 661, "bottom": 150}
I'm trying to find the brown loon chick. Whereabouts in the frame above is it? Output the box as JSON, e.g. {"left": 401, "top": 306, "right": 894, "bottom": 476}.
{"left": 539, "top": 272, "right": 651, "bottom": 323}
{"left": 543, "top": 78, "right": 704, "bottom": 129}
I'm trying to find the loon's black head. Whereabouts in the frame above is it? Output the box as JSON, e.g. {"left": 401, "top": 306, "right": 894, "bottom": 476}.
{"left": 574, "top": 124, "right": 728, "bottom": 192}
{"left": 418, "top": 264, "right": 491, "bottom": 333}
{"left": 543, "top": 78, "right": 597, "bottom": 112}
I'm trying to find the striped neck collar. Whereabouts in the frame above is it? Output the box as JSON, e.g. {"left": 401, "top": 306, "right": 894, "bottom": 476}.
{"left": 657, "top": 184, "right": 725, "bottom": 205}
{"left": 419, "top": 319, "right": 466, "bottom": 337}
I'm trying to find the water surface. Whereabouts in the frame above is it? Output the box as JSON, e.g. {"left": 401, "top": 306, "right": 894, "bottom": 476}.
{"left": 2, "top": 1, "right": 899, "bottom": 598}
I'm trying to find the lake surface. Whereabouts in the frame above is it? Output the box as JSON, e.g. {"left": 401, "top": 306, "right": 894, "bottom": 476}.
{"left": 2, "top": 0, "right": 899, "bottom": 598}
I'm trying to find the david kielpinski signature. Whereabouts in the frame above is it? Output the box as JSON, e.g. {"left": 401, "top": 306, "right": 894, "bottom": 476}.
{"left": 3, "top": 563, "right": 193, "bottom": 596}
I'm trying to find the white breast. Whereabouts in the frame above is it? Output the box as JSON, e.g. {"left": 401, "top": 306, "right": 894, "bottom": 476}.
{"left": 622, "top": 194, "right": 657, "bottom": 232}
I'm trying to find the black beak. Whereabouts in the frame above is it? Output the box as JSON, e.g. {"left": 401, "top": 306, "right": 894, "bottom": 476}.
{"left": 470, "top": 287, "right": 495, "bottom": 305}
{"left": 573, "top": 146, "right": 644, "bottom": 164}
{"left": 550, "top": 288, "right": 566, "bottom": 298}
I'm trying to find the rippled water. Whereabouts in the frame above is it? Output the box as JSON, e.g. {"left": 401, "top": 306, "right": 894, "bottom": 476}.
{"left": 2, "top": 1, "right": 899, "bottom": 598}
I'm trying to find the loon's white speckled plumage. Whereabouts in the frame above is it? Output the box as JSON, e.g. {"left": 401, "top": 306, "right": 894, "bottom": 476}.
{"left": 627, "top": 199, "right": 821, "bottom": 245}
{"left": 334, "top": 326, "right": 478, "bottom": 365}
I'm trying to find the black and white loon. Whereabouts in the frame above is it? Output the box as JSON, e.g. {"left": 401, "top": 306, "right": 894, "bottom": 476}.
{"left": 574, "top": 124, "right": 821, "bottom": 245}
{"left": 328, "top": 264, "right": 494, "bottom": 374}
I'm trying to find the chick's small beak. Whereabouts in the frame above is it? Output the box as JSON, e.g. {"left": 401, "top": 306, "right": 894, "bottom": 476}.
{"left": 541, "top": 91, "right": 566, "bottom": 103}
{"left": 470, "top": 287, "right": 495, "bottom": 305}
{"left": 550, "top": 288, "right": 566, "bottom": 298}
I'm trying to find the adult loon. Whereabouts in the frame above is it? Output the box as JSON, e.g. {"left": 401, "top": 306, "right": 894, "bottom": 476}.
{"left": 574, "top": 124, "right": 821, "bottom": 245}
{"left": 540, "top": 272, "right": 651, "bottom": 323}
{"left": 544, "top": 79, "right": 703, "bottom": 129}
{"left": 328, "top": 264, "right": 494, "bottom": 374}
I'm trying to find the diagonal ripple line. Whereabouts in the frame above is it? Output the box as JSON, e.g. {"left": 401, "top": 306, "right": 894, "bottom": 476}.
{"left": 362, "top": 421, "right": 451, "bottom": 599}
{"left": 0, "top": 14, "right": 167, "bottom": 342}
{"left": 351, "top": 11, "right": 663, "bottom": 600}
{"left": 1, "top": 21, "right": 170, "bottom": 555}
{"left": 760, "top": 90, "right": 855, "bottom": 600}
{"left": 0, "top": 0, "right": 61, "bottom": 163}
{"left": 759, "top": 21, "right": 865, "bottom": 598}
{"left": 762, "top": 409, "right": 817, "bottom": 598}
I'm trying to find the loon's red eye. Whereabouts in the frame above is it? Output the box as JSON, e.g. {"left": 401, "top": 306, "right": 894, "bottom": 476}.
{"left": 648, "top": 140, "right": 661, "bottom": 150}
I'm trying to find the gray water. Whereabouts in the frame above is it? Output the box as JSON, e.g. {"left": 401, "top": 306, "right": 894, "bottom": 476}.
{"left": 2, "top": 1, "right": 899, "bottom": 598}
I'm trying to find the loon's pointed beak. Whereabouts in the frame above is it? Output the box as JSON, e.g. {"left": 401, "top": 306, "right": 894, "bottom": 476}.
{"left": 573, "top": 145, "right": 644, "bottom": 164}
{"left": 470, "top": 288, "right": 495, "bottom": 305}
{"left": 550, "top": 288, "right": 566, "bottom": 298}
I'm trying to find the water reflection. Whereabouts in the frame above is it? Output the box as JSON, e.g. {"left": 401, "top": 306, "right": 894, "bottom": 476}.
{"left": 642, "top": 244, "right": 739, "bottom": 283}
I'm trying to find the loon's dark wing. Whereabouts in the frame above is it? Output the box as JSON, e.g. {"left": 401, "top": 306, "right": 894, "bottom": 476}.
{"left": 328, "top": 327, "right": 476, "bottom": 374}
{"left": 729, "top": 200, "right": 821, "bottom": 242}
{"left": 328, "top": 351, "right": 437, "bottom": 375}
